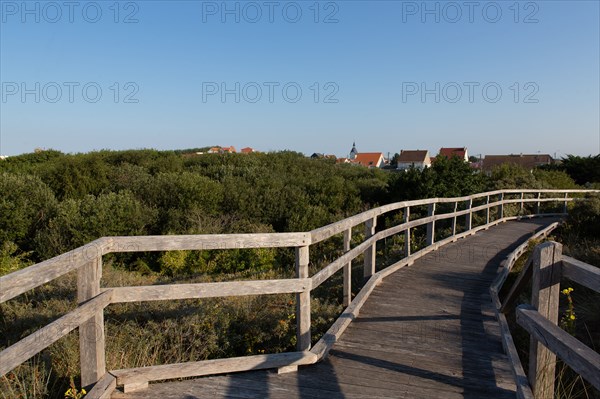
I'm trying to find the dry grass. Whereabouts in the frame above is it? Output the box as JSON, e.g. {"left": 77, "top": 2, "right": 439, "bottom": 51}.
{"left": 1, "top": 264, "right": 343, "bottom": 398}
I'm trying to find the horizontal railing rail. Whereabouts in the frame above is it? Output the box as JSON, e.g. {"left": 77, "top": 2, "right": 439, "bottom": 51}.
{"left": 1, "top": 189, "right": 598, "bottom": 398}
{"left": 493, "top": 235, "right": 600, "bottom": 398}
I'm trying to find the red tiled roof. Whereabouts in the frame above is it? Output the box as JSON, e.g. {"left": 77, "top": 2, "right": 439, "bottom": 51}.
{"left": 241, "top": 147, "right": 254, "bottom": 153}
{"left": 439, "top": 147, "right": 467, "bottom": 159}
{"left": 397, "top": 150, "right": 429, "bottom": 163}
{"left": 353, "top": 152, "right": 384, "bottom": 167}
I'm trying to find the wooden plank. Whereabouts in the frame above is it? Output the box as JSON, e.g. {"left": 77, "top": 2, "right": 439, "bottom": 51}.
{"left": 517, "top": 304, "right": 600, "bottom": 391}
{"left": 562, "top": 256, "right": 600, "bottom": 293}
{"left": 0, "top": 290, "right": 112, "bottom": 376}
{"left": 310, "top": 275, "right": 382, "bottom": 360}
{"left": 491, "top": 290, "right": 535, "bottom": 399}
{"left": 529, "top": 241, "right": 562, "bottom": 398}
{"left": 78, "top": 257, "right": 106, "bottom": 388}
{"left": 343, "top": 228, "right": 352, "bottom": 307}
{"left": 86, "top": 373, "right": 116, "bottom": 399}
{"left": 108, "top": 233, "right": 310, "bottom": 252}
{"left": 108, "top": 279, "right": 310, "bottom": 303}
{"left": 296, "top": 246, "right": 311, "bottom": 351}
{"left": 312, "top": 241, "right": 369, "bottom": 289}
{"left": 111, "top": 351, "right": 318, "bottom": 386}
{"left": 0, "top": 238, "right": 110, "bottom": 303}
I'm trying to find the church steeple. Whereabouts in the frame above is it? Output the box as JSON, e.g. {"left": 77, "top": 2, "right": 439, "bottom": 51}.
{"left": 349, "top": 141, "right": 358, "bottom": 160}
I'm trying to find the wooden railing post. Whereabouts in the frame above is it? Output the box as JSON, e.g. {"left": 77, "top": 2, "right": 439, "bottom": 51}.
{"left": 465, "top": 199, "right": 472, "bottom": 231}
{"left": 404, "top": 207, "right": 411, "bottom": 256}
{"left": 529, "top": 241, "right": 562, "bottom": 398}
{"left": 536, "top": 192, "right": 541, "bottom": 214}
{"left": 498, "top": 193, "right": 504, "bottom": 220}
{"left": 563, "top": 192, "right": 568, "bottom": 214}
{"left": 364, "top": 216, "right": 377, "bottom": 279}
{"left": 485, "top": 195, "right": 490, "bottom": 225}
{"left": 343, "top": 229, "right": 352, "bottom": 307}
{"left": 77, "top": 255, "right": 106, "bottom": 388}
{"left": 426, "top": 203, "right": 436, "bottom": 246}
{"left": 295, "top": 246, "right": 311, "bottom": 351}
{"left": 451, "top": 202, "right": 457, "bottom": 236}
{"left": 520, "top": 192, "right": 524, "bottom": 214}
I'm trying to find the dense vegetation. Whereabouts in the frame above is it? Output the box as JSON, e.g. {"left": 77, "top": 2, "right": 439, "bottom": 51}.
{"left": 0, "top": 149, "right": 598, "bottom": 398}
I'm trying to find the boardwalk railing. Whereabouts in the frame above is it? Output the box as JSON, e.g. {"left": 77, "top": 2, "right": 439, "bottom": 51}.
{"left": 493, "top": 236, "right": 600, "bottom": 398}
{"left": 0, "top": 189, "right": 597, "bottom": 397}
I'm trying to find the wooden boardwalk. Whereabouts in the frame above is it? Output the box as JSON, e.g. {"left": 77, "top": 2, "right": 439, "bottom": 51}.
{"left": 113, "top": 218, "right": 559, "bottom": 399}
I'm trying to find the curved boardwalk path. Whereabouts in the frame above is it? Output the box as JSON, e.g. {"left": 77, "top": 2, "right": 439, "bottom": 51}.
{"left": 113, "top": 218, "right": 560, "bottom": 399}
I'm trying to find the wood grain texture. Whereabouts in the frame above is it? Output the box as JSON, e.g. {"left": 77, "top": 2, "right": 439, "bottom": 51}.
{"left": 562, "top": 256, "right": 600, "bottom": 293}
{"left": 78, "top": 257, "right": 106, "bottom": 388}
{"left": 0, "top": 290, "right": 112, "bottom": 376}
{"left": 343, "top": 228, "right": 352, "bottom": 307}
{"left": 0, "top": 238, "right": 110, "bottom": 303}
{"left": 111, "top": 219, "right": 560, "bottom": 399}
{"left": 86, "top": 373, "right": 116, "bottom": 399}
{"left": 108, "top": 279, "right": 310, "bottom": 303}
{"left": 296, "top": 246, "right": 311, "bottom": 351}
{"left": 529, "top": 241, "right": 562, "bottom": 398}
{"left": 363, "top": 217, "right": 376, "bottom": 279}
{"left": 517, "top": 304, "right": 600, "bottom": 391}
{"left": 108, "top": 233, "right": 310, "bottom": 252}
{"left": 111, "top": 351, "right": 317, "bottom": 385}
{"left": 491, "top": 290, "right": 534, "bottom": 399}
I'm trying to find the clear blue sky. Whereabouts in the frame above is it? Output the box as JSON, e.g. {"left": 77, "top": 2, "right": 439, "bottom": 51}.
{"left": 1, "top": 0, "right": 599, "bottom": 158}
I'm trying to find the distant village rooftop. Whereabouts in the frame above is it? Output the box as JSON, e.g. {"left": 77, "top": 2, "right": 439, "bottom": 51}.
{"left": 483, "top": 154, "right": 554, "bottom": 171}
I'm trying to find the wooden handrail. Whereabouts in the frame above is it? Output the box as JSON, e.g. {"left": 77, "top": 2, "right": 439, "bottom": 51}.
{"left": 495, "top": 238, "right": 600, "bottom": 398}
{"left": 1, "top": 189, "right": 598, "bottom": 397}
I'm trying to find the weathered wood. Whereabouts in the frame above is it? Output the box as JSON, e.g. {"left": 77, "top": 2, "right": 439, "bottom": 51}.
{"left": 451, "top": 202, "right": 458, "bottom": 236}
{"left": 536, "top": 192, "right": 541, "bottom": 214}
{"left": 491, "top": 291, "right": 535, "bottom": 399}
{"left": 108, "top": 279, "right": 310, "bottom": 303}
{"left": 0, "top": 290, "right": 112, "bottom": 377}
{"left": 364, "top": 217, "right": 377, "bottom": 278}
{"left": 311, "top": 275, "right": 382, "bottom": 360}
{"left": 562, "top": 256, "right": 600, "bottom": 293}
{"left": 517, "top": 304, "right": 600, "bottom": 391}
{"left": 343, "top": 228, "right": 352, "bottom": 307}
{"left": 296, "top": 246, "right": 311, "bottom": 351}
{"left": 563, "top": 192, "right": 569, "bottom": 214}
{"left": 123, "top": 382, "right": 148, "bottom": 393}
{"left": 485, "top": 195, "right": 490, "bottom": 224}
{"left": 465, "top": 198, "right": 473, "bottom": 230}
{"left": 111, "top": 351, "right": 318, "bottom": 386}
{"left": 498, "top": 193, "right": 504, "bottom": 220}
{"left": 111, "top": 219, "right": 562, "bottom": 399}
{"left": 109, "top": 233, "right": 310, "bottom": 252}
{"left": 529, "top": 241, "right": 562, "bottom": 398}
{"left": 311, "top": 238, "right": 372, "bottom": 289}
{"left": 0, "top": 238, "right": 110, "bottom": 304}
{"left": 86, "top": 373, "right": 116, "bottom": 399}
{"left": 405, "top": 206, "right": 411, "bottom": 256}
{"left": 520, "top": 192, "right": 525, "bottom": 213}
{"left": 307, "top": 189, "right": 595, "bottom": 244}
{"left": 426, "top": 203, "right": 436, "bottom": 246}
{"left": 78, "top": 257, "right": 106, "bottom": 388}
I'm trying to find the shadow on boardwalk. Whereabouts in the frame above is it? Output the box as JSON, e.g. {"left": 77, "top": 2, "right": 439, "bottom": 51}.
{"left": 113, "top": 218, "right": 559, "bottom": 399}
